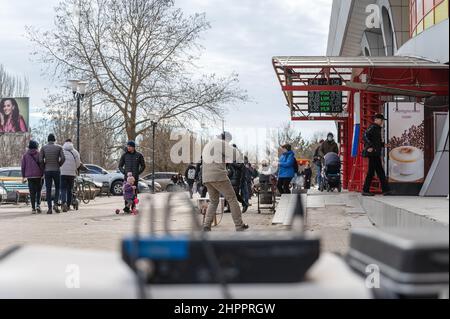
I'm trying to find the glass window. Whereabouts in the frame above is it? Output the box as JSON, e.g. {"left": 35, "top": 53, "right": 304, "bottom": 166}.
{"left": 424, "top": 0, "right": 435, "bottom": 14}
{"left": 417, "top": 0, "right": 424, "bottom": 21}
{"left": 0, "top": 171, "right": 10, "bottom": 177}
{"left": 413, "top": 4, "right": 417, "bottom": 25}
{"left": 435, "top": 0, "right": 449, "bottom": 24}
{"left": 9, "top": 170, "right": 22, "bottom": 177}
{"left": 417, "top": 19, "right": 424, "bottom": 33}
{"left": 86, "top": 165, "right": 102, "bottom": 173}
{"left": 424, "top": 11, "right": 435, "bottom": 29}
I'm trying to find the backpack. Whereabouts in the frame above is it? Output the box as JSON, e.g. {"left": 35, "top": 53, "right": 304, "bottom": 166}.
{"left": 187, "top": 168, "right": 196, "bottom": 180}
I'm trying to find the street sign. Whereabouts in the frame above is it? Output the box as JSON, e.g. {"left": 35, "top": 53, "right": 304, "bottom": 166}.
{"left": 308, "top": 78, "right": 343, "bottom": 113}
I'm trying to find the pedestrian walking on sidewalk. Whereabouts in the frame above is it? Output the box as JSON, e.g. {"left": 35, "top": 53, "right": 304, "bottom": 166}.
{"left": 185, "top": 163, "right": 197, "bottom": 199}
{"left": 313, "top": 140, "right": 324, "bottom": 188}
{"left": 277, "top": 144, "right": 297, "bottom": 194}
{"left": 319, "top": 133, "right": 339, "bottom": 157}
{"left": 303, "top": 162, "right": 313, "bottom": 190}
{"left": 227, "top": 145, "right": 249, "bottom": 213}
{"left": 60, "top": 139, "right": 81, "bottom": 212}
{"left": 118, "top": 141, "right": 146, "bottom": 209}
{"left": 21, "top": 140, "right": 44, "bottom": 214}
{"left": 202, "top": 132, "right": 249, "bottom": 232}
{"left": 195, "top": 159, "right": 208, "bottom": 198}
{"left": 244, "top": 157, "right": 257, "bottom": 199}
{"left": 39, "top": 134, "right": 65, "bottom": 214}
{"left": 362, "top": 114, "right": 391, "bottom": 196}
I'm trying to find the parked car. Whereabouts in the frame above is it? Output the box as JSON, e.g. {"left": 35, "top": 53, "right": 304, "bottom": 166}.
{"left": 0, "top": 167, "right": 23, "bottom": 179}
{"left": 0, "top": 167, "right": 99, "bottom": 203}
{"left": 0, "top": 184, "right": 8, "bottom": 204}
{"left": 81, "top": 164, "right": 157, "bottom": 195}
{"left": 141, "top": 172, "right": 187, "bottom": 192}
{"left": 0, "top": 167, "right": 30, "bottom": 203}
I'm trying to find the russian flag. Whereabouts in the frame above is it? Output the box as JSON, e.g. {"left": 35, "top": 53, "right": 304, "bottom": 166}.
{"left": 351, "top": 92, "right": 361, "bottom": 158}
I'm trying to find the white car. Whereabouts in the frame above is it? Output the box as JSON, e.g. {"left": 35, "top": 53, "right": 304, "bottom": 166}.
{"left": 81, "top": 164, "right": 159, "bottom": 196}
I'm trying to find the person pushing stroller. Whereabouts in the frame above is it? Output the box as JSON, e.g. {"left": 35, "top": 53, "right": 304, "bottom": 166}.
{"left": 320, "top": 152, "right": 342, "bottom": 192}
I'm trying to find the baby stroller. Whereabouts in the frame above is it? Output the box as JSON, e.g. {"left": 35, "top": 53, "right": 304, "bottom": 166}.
{"left": 320, "top": 152, "right": 342, "bottom": 193}
{"left": 256, "top": 173, "right": 276, "bottom": 214}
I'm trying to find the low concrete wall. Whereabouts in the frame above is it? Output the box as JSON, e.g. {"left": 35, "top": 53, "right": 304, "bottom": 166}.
{"left": 360, "top": 196, "right": 449, "bottom": 231}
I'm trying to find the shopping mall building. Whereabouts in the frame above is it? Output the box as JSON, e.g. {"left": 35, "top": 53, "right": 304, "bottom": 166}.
{"left": 273, "top": 0, "right": 449, "bottom": 196}
{"left": 327, "top": 0, "right": 449, "bottom": 63}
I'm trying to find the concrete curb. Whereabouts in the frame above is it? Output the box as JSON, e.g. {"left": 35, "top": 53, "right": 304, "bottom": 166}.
{"left": 359, "top": 196, "right": 449, "bottom": 231}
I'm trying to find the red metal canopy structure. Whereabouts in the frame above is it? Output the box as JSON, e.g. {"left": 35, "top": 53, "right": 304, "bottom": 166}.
{"left": 272, "top": 56, "right": 449, "bottom": 192}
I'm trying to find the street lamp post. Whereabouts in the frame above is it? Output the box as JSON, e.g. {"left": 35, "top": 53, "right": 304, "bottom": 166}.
{"left": 151, "top": 120, "right": 158, "bottom": 194}
{"left": 68, "top": 80, "right": 88, "bottom": 153}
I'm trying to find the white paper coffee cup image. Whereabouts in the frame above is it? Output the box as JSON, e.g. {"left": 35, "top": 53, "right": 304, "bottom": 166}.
{"left": 390, "top": 146, "right": 424, "bottom": 177}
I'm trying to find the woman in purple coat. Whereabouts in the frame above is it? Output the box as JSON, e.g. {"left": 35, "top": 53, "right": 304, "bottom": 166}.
{"left": 21, "top": 140, "right": 44, "bottom": 214}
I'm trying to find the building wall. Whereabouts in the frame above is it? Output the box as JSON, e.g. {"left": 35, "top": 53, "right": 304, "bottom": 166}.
{"left": 398, "top": 19, "right": 449, "bottom": 62}
{"left": 326, "top": 0, "right": 355, "bottom": 56}
{"left": 403, "top": 0, "right": 449, "bottom": 62}
{"left": 327, "top": 0, "right": 449, "bottom": 61}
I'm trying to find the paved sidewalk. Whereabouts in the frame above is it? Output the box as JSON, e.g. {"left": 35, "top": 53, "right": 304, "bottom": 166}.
{"left": 305, "top": 191, "right": 375, "bottom": 256}
{"left": 0, "top": 193, "right": 283, "bottom": 252}
{"left": 0, "top": 190, "right": 374, "bottom": 256}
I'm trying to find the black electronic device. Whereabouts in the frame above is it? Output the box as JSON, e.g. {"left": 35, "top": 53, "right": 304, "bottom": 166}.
{"left": 347, "top": 228, "right": 449, "bottom": 299}
{"left": 122, "top": 232, "right": 320, "bottom": 284}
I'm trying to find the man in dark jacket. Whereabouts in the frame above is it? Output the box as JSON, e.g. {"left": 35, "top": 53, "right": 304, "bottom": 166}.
{"left": 40, "top": 134, "right": 65, "bottom": 214}
{"left": 319, "top": 133, "right": 339, "bottom": 157}
{"left": 227, "top": 161, "right": 248, "bottom": 213}
{"left": 118, "top": 141, "right": 146, "bottom": 187}
{"left": 362, "top": 114, "right": 391, "bottom": 196}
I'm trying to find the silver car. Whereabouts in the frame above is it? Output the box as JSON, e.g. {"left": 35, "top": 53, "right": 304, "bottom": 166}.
{"left": 141, "top": 172, "right": 187, "bottom": 192}
{"left": 81, "top": 164, "right": 159, "bottom": 195}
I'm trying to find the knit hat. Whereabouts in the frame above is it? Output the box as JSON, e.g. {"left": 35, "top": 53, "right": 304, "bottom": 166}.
{"left": 48, "top": 134, "right": 56, "bottom": 142}
{"left": 127, "top": 140, "right": 136, "bottom": 148}
{"left": 28, "top": 140, "right": 39, "bottom": 150}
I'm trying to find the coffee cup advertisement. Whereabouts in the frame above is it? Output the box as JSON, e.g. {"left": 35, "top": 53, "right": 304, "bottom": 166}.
{"left": 387, "top": 102, "right": 424, "bottom": 183}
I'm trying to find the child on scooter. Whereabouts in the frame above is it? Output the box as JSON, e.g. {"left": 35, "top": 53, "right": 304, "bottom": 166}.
{"left": 123, "top": 173, "right": 137, "bottom": 214}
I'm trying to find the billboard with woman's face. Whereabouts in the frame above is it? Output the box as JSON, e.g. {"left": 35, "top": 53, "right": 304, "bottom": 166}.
{"left": 0, "top": 97, "right": 29, "bottom": 133}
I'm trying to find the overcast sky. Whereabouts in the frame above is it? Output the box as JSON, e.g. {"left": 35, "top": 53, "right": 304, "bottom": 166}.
{"left": 0, "top": 0, "right": 335, "bottom": 144}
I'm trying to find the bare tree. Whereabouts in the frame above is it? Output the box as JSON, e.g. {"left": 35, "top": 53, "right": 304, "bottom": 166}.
{"left": 0, "top": 64, "right": 29, "bottom": 97}
{"left": 27, "top": 0, "right": 246, "bottom": 141}
{"left": 32, "top": 91, "right": 123, "bottom": 167}
{"left": 267, "top": 123, "right": 311, "bottom": 159}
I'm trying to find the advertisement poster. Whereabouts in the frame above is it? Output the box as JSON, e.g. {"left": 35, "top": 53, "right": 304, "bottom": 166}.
{"left": 387, "top": 102, "right": 425, "bottom": 188}
{"left": 0, "top": 97, "right": 30, "bottom": 133}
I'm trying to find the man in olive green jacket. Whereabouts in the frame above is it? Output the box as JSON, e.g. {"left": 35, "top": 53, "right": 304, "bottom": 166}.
{"left": 202, "top": 132, "right": 249, "bottom": 232}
